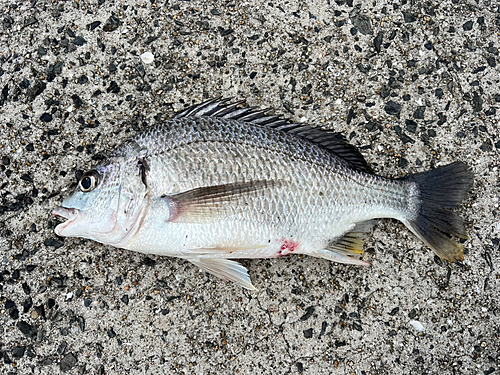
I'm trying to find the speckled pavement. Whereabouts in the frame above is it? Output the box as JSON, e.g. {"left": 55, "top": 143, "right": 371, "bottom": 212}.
{"left": 0, "top": 1, "right": 499, "bottom": 374}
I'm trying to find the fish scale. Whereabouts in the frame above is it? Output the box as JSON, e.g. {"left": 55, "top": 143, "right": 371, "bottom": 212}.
{"left": 53, "top": 98, "right": 473, "bottom": 290}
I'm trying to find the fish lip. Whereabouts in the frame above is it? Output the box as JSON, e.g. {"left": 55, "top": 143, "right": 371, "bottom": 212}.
{"left": 52, "top": 206, "right": 79, "bottom": 236}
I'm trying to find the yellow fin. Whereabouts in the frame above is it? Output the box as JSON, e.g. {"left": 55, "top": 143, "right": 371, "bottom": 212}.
{"left": 327, "top": 220, "right": 375, "bottom": 256}
{"left": 328, "top": 236, "right": 365, "bottom": 255}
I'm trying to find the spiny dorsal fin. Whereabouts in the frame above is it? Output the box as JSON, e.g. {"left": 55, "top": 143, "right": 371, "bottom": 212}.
{"left": 173, "top": 98, "right": 373, "bottom": 174}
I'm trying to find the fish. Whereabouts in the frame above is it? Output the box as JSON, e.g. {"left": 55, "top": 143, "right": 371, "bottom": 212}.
{"left": 52, "top": 98, "right": 473, "bottom": 290}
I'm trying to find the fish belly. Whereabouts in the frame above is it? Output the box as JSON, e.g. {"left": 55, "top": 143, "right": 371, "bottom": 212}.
{"left": 123, "top": 178, "right": 410, "bottom": 260}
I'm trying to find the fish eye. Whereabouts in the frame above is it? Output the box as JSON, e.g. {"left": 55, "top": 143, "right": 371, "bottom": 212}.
{"left": 79, "top": 170, "right": 100, "bottom": 192}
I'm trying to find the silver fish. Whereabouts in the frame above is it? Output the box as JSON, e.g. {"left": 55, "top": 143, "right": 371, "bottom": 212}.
{"left": 52, "top": 98, "right": 473, "bottom": 290}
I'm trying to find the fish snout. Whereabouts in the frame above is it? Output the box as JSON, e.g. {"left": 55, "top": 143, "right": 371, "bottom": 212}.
{"left": 52, "top": 206, "right": 80, "bottom": 236}
{"left": 52, "top": 206, "right": 78, "bottom": 220}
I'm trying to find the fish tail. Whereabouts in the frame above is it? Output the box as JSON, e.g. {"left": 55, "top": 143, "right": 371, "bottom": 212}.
{"left": 402, "top": 162, "right": 473, "bottom": 262}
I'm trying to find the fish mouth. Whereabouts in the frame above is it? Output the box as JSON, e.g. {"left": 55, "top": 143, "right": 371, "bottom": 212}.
{"left": 52, "top": 206, "right": 79, "bottom": 236}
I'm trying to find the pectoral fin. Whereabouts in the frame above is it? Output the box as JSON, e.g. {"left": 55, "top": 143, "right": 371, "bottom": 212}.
{"left": 185, "top": 258, "right": 257, "bottom": 290}
{"left": 163, "top": 180, "right": 278, "bottom": 223}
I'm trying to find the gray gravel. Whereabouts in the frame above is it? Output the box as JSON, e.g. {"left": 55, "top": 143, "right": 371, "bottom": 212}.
{"left": 1, "top": 1, "right": 499, "bottom": 374}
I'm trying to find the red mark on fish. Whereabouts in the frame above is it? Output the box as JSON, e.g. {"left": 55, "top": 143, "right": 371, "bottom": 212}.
{"left": 277, "top": 238, "right": 299, "bottom": 257}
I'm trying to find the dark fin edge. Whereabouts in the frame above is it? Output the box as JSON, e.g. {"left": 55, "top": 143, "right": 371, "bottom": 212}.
{"left": 403, "top": 162, "right": 473, "bottom": 262}
{"left": 173, "top": 98, "right": 373, "bottom": 174}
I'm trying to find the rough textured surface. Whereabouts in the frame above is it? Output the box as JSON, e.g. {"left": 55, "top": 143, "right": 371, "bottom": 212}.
{"left": 0, "top": 1, "right": 498, "bottom": 374}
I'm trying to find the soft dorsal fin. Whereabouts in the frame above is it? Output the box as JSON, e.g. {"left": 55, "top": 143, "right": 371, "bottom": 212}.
{"left": 173, "top": 98, "right": 373, "bottom": 174}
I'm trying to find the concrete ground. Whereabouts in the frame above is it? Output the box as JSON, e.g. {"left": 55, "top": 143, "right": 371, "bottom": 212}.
{"left": 0, "top": 0, "right": 499, "bottom": 374}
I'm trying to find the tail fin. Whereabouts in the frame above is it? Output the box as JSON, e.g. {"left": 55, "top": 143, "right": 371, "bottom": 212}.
{"left": 403, "top": 162, "right": 473, "bottom": 262}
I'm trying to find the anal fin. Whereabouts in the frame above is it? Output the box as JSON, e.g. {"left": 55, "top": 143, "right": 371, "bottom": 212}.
{"left": 317, "top": 220, "right": 376, "bottom": 266}
{"left": 185, "top": 258, "right": 257, "bottom": 290}
{"left": 315, "top": 249, "right": 370, "bottom": 266}
{"left": 327, "top": 220, "right": 375, "bottom": 254}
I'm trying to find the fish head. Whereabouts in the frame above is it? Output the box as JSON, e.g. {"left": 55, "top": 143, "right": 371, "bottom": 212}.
{"left": 53, "top": 148, "right": 149, "bottom": 246}
{"left": 53, "top": 161, "right": 122, "bottom": 242}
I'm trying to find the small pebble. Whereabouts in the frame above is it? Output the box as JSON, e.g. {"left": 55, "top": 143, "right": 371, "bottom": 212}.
{"left": 103, "top": 15, "right": 121, "bottom": 32}
{"left": 140, "top": 52, "right": 154, "bottom": 64}
{"left": 384, "top": 101, "right": 401, "bottom": 116}
{"left": 17, "top": 321, "right": 38, "bottom": 338}
{"left": 409, "top": 320, "right": 425, "bottom": 332}
{"left": 12, "top": 346, "right": 26, "bottom": 358}
{"left": 60, "top": 353, "right": 77, "bottom": 372}
{"left": 351, "top": 13, "right": 372, "bottom": 35}
{"left": 40, "top": 113, "right": 52, "bottom": 122}
{"left": 44, "top": 238, "right": 63, "bottom": 248}
{"left": 463, "top": 21, "right": 474, "bottom": 31}
{"left": 72, "top": 36, "right": 87, "bottom": 46}
{"left": 87, "top": 21, "right": 101, "bottom": 31}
